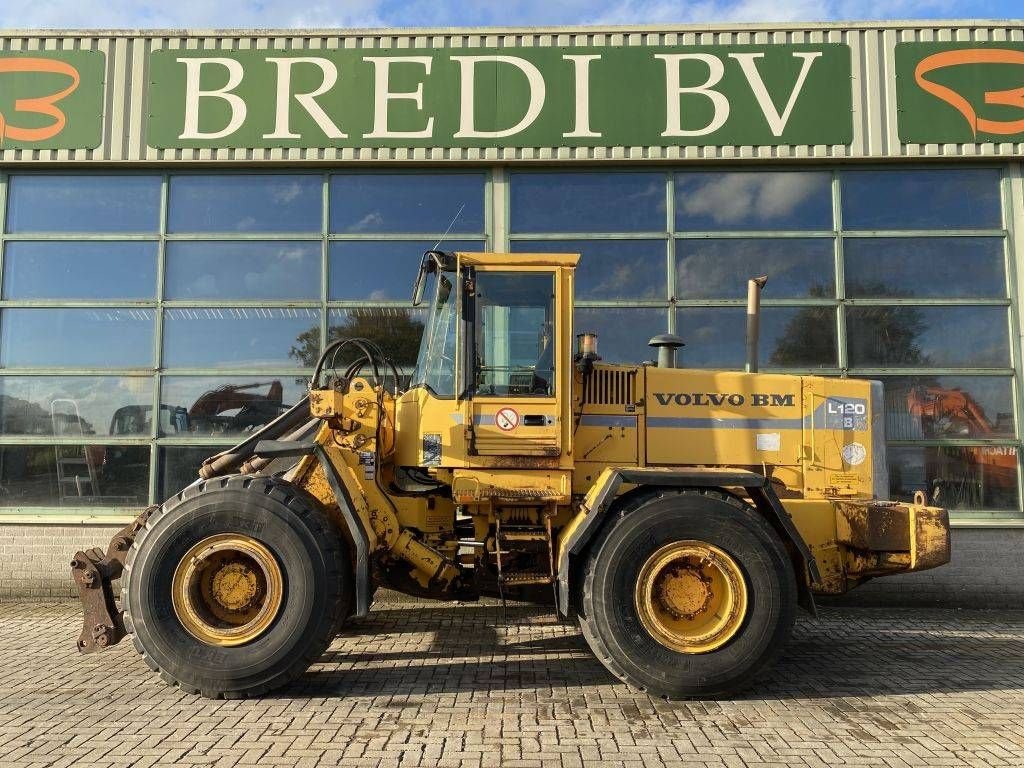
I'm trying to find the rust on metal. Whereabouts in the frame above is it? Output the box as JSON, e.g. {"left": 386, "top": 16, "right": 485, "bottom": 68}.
{"left": 71, "top": 505, "right": 155, "bottom": 653}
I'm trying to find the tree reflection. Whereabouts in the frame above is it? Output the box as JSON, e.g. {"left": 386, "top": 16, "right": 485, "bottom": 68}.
{"left": 290, "top": 308, "right": 425, "bottom": 369}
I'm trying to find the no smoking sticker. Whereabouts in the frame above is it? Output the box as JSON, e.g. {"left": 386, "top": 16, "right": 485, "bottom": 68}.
{"left": 495, "top": 407, "right": 520, "bottom": 432}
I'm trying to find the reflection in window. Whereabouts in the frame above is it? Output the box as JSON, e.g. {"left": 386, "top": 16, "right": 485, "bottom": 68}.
{"left": 675, "top": 171, "right": 832, "bottom": 230}
{"left": 159, "top": 446, "right": 217, "bottom": 500}
{"left": 330, "top": 174, "right": 486, "bottom": 234}
{"left": 676, "top": 307, "right": 837, "bottom": 369}
{"left": 3, "top": 242, "right": 158, "bottom": 300}
{"left": 510, "top": 172, "right": 665, "bottom": 233}
{"left": 326, "top": 307, "right": 427, "bottom": 371}
{"left": 0, "top": 444, "right": 149, "bottom": 507}
{"left": 165, "top": 242, "right": 321, "bottom": 300}
{"left": 329, "top": 240, "right": 482, "bottom": 300}
{"left": 474, "top": 273, "right": 556, "bottom": 396}
{"left": 879, "top": 376, "right": 1015, "bottom": 440}
{"left": 0, "top": 309, "right": 154, "bottom": 368}
{"left": 0, "top": 376, "right": 154, "bottom": 437}
{"left": 846, "top": 306, "right": 1008, "bottom": 368}
{"left": 159, "top": 376, "right": 308, "bottom": 436}
{"left": 844, "top": 237, "right": 1006, "bottom": 299}
{"left": 889, "top": 445, "right": 1019, "bottom": 511}
{"left": 676, "top": 239, "right": 834, "bottom": 300}
{"left": 511, "top": 239, "right": 666, "bottom": 300}
{"left": 168, "top": 175, "right": 322, "bottom": 233}
{"left": 162, "top": 308, "right": 320, "bottom": 369}
{"left": 841, "top": 169, "right": 1002, "bottom": 230}
{"left": 574, "top": 308, "right": 668, "bottom": 365}
{"left": 6, "top": 175, "right": 161, "bottom": 233}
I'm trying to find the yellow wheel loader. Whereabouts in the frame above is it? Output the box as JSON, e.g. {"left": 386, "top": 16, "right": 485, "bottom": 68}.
{"left": 71, "top": 251, "right": 950, "bottom": 699}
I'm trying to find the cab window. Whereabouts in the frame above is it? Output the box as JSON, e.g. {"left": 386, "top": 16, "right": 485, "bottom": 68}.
{"left": 474, "top": 272, "right": 556, "bottom": 397}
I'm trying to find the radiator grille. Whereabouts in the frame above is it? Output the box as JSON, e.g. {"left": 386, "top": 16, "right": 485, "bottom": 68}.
{"left": 583, "top": 368, "right": 637, "bottom": 406}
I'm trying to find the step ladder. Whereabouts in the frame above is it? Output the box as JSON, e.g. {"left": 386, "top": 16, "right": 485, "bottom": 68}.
{"left": 492, "top": 506, "right": 558, "bottom": 599}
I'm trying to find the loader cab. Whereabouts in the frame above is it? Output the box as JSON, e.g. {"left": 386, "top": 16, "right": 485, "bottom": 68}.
{"left": 397, "top": 251, "right": 577, "bottom": 469}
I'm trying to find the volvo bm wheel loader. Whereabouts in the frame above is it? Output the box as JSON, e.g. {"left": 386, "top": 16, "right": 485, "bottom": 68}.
{"left": 72, "top": 251, "right": 950, "bottom": 700}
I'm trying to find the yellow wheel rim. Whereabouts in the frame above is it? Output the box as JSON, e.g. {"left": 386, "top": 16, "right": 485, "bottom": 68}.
{"left": 634, "top": 541, "right": 748, "bottom": 654}
{"left": 171, "top": 534, "right": 284, "bottom": 647}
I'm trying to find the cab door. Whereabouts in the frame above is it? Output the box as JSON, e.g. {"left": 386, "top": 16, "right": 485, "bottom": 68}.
{"left": 468, "top": 269, "right": 562, "bottom": 457}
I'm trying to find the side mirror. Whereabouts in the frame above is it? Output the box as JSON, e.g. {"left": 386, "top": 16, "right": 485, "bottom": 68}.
{"left": 412, "top": 252, "right": 433, "bottom": 306}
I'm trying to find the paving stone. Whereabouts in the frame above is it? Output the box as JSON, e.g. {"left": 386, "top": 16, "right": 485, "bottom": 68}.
{"left": 0, "top": 602, "right": 1022, "bottom": 767}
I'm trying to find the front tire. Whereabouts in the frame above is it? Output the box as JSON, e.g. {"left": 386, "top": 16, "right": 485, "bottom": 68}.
{"left": 123, "top": 475, "right": 350, "bottom": 698}
{"left": 579, "top": 488, "right": 796, "bottom": 699}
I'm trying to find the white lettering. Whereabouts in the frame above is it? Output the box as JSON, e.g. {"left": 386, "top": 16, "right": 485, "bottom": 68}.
{"left": 562, "top": 54, "right": 601, "bottom": 138}
{"left": 363, "top": 56, "right": 435, "bottom": 139}
{"left": 263, "top": 57, "right": 346, "bottom": 140}
{"left": 178, "top": 57, "right": 247, "bottom": 140}
{"left": 655, "top": 53, "right": 729, "bottom": 137}
{"left": 729, "top": 51, "right": 822, "bottom": 137}
{"left": 452, "top": 55, "right": 546, "bottom": 139}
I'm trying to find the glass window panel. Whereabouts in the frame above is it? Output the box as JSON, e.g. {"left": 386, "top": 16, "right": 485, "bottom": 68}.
{"left": 3, "top": 242, "right": 157, "bottom": 300}
{"left": 512, "top": 239, "right": 666, "bottom": 300}
{"left": 165, "top": 241, "right": 320, "bottom": 300}
{"left": 510, "top": 172, "right": 665, "bottom": 233}
{"left": 841, "top": 169, "right": 1002, "bottom": 230}
{"left": 168, "top": 175, "right": 321, "bottom": 233}
{"left": 888, "top": 445, "right": 1019, "bottom": 512}
{"left": 846, "top": 306, "right": 1008, "bottom": 368}
{"left": 844, "top": 237, "right": 1006, "bottom": 299}
{"left": 159, "top": 376, "right": 308, "bottom": 437}
{"left": 676, "top": 238, "right": 834, "bottom": 300}
{"left": 0, "top": 444, "right": 149, "bottom": 507}
{"left": 330, "top": 173, "right": 485, "bottom": 234}
{"left": 0, "top": 309, "right": 154, "bottom": 368}
{"left": 574, "top": 308, "right": 668, "bottom": 365}
{"left": 326, "top": 307, "right": 427, "bottom": 370}
{"left": 6, "top": 175, "right": 161, "bottom": 233}
{"left": 0, "top": 376, "right": 154, "bottom": 437}
{"left": 675, "top": 171, "right": 832, "bottom": 231}
{"left": 162, "top": 308, "right": 319, "bottom": 369}
{"left": 878, "top": 375, "right": 1015, "bottom": 441}
{"left": 159, "top": 445, "right": 217, "bottom": 500}
{"left": 676, "top": 307, "right": 837, "bottom": 369}
{"left": 329, "top": 240, "right": 482, "bottom": 300}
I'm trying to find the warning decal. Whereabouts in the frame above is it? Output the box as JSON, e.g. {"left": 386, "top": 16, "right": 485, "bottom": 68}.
{"left": 495, "top": 408, "right": 520, "bottom": 432}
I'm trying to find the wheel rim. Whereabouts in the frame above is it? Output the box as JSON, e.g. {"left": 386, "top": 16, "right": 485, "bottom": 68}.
{"left": 634, "top": 540, "right": 748, "bottom": 654}
{"left": 171, "top": 534, "right": 284, "bottom": 647}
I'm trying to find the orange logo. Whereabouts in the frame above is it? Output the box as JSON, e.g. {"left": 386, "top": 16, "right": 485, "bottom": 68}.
{"left": 0, "top": 57, "right": 81, "bottom": 144}
{"left": 914, "top": 48, "right": 1024, "bottom": 137}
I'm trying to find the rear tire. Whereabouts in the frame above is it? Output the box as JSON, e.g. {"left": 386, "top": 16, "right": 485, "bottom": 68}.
{"left": 579, "top": 488, "right": 796, "bottom": 699}
{"left": 123, "top": 475, "right": 350, "bottom": 699}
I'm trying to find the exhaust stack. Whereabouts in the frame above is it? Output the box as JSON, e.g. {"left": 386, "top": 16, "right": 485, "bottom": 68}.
{"left": 745, "top": 276, "right": 768, "bottom": 373}
{"left": 648, "top": 334, "right": 686, "bottom": 368}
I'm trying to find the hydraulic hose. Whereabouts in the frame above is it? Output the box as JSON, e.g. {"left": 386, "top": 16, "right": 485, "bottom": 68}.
{"left": 198, "top": 395, "right": 311, "bottom": 479}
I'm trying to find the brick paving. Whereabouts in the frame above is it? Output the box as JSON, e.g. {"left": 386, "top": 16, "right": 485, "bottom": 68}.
{"left": 0, "top": 601, "right": 1022, "bottom": 767}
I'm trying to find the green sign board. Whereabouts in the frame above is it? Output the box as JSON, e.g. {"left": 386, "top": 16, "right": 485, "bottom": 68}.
{"left": 896, "top": 42, "right": 1024, "bottom": 143}
{"left": 0, "top": 50, "right": 105, "bottom": 150}
{"left": 148, "top": 44, "right": 851, "bottom": 149}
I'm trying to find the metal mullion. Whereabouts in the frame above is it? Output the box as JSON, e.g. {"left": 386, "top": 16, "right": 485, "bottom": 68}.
{"left": 150, "top": 173, "right": 169, "bottom": 506}
{"left": 164, "top": 232, "right": 322, "bottom": 242}
{"left": 0, "top": 435, "right": 152, "bottom": 446}
{"left": 833, "top": 169, "right": 847, "bottom": 374}
{"left": 156, "top": 436, "right": 255, "bottom": 446}
{"left": 509, "top": 231, "right": 668, "bottom": 241}
{"left": 674, "top": 230, "right": 836, "bottom": 240}
{"left": 159, "top": 368, "right": 315, "bottom": 377}
{"left": 327, "top": 300, "right": 422, "bottom": 309}
{"left": 0, "top": 300, "right": 158, "bottom": 308}
{"left": 672, "top": 298, "right": 839, "bottom": 308}
{"left": 487, "top": 166, "right": 501, "bottom": 251}
{"left": 0, "top": 368, "right": 158, "bottom": 376}
{"left": 575, "top": 299, "right": 671, "bottom": 308}
{"left": 840, "top": 229, "right": 1006, "bottom": 238}
{"left": 844, "top": 297, "right": 1011, "bottom": 307}
{"left": 0, "top": 171, "right": 7, "bottom": 302}
{"left": 665, "top": 171, "right": 676, "bottom": 332}
{"left": 1, "top": 233, "right": 160, "bottom": 241}
{"left": 321, "top": 173, "right": 330, "bottom": 356}
{"left": 847, "top": 367, "right": 1016, "bottom": 377}
{"left": 161, "top": 299, "right": 322, "bottom": 309}
{"left": 327, "top": 232, "right": 487, "bottom": 242}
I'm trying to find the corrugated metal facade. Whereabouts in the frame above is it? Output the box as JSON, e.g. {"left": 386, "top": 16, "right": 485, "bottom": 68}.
{"left": 0, "top": 20, "right": 1022, "bottom": 165}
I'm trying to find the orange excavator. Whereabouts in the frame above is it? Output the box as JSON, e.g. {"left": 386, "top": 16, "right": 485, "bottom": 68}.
{"left": 906, "top": 384, "right": 1016, "bottom": 508}
{"left": 186, "top": 380, "right": 286, "bottom": 434}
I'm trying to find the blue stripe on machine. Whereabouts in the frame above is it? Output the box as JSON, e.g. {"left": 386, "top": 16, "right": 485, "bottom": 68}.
{"left": 647, "top": 416, "right": 805, "bottom": 430}
{"left": 578, "top": 414, "right": 638, "bottom": 428}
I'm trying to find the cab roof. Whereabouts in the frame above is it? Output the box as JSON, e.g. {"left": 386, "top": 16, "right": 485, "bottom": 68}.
{"left": 454, "top": 251, "right": 580, "bottom": 268}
